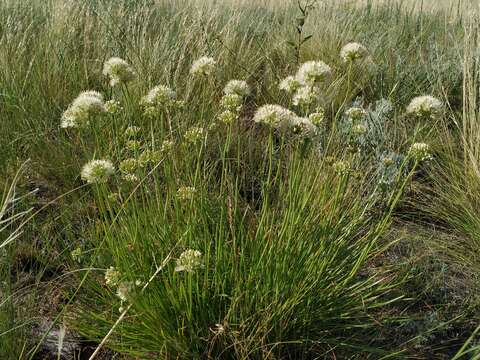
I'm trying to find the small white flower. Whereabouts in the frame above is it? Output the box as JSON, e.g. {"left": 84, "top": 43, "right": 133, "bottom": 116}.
{"left": 340, "top": 42, "right": 369, "bottom": 63}
{"left": 296, "top": 61, "right": 332, "bottom": 86}
{"left": 290, "top": 116, "right": 317, "bottom": 139}
{"left": 406, "top": 96, "right": 443, "bottom": 119}
{"left": 61, "top": 91, "right": 107, "bottom": 128}
{"left": 103, "top": 57, "right": 136, "bottom": 87}
{"left": 105, "top": 267, "right": 121, "bottom": 287}
{"left": 81, "top": 160, "right": 115, "bottom": 184}
{"left": 292, "top": 86, "right": 320, "bottom": 106}
{"left": 142, "top": 85, "right": 176, "bottom": 108}
{"left": 218, "top": 110, "right": 238, "bottom": 125}
{"left": 190, "top": 56, "right": 217, "bottom": 76}
{"left": 223, "top": 80, "right": 250, "bottom": 97}
{"left": 279, "top": 76, "right": 300, "bottom": 93}
{"left": 409, "top": 142, "right": 432, "bottom": 161}
{"left": 105, "top": 99, "right": 122, "bottom": 114}
{"left": 184, "top": 126, "right": 205, "bottom": 143}
{"left": 253, "top": 104, "right": 296, "bottom": 129}
{"left": 77, "top": 91, "right": 104, "bottom": 101}
{"left": 220, "top": 94, "right": 243, "bottom": 112}
{"left": 175, "top": 249, "right": 203, "bottom": 273}
{"left": 119, "top": 158, "right": 138, "bottom": 174}
{"left": 308, "top": 109, "right": 325, "bottom": 126}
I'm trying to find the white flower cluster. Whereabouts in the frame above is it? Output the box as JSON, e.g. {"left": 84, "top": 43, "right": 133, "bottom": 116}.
{"left": 279, "top": 76, "right": 301, "bottom": 94}
{"left": 292, "top": 86, "right": 320, "bottom": 106}
{"left": 279, "top": 60, "right": 332, "bottom": 109}
{"left": 409, "top": 142, "right": 432, "bottom": 161}
{"left": 160, "top": 139, "right": 175, "bottom": 154}
{"left": 105, "top": 266, "right": 121, "bottom": 287}
{"left": 223, "top": 80, "right": 250, "bottom": 97}
{"left": 216, "top": 80, "right": 250, "bottom": 126}
{"left": 81, "top": 159, "right": 115, "bottom": 184}
{"left": 340, "top": 42, "right": 369, "bottom": 63}
{"left": 184, "top": 126, "right": 205, "bottom": 144}
{"left": 119, "top": 158, "right": 138, "bottom": 174}
{"left": 290, "top": 116, "right": 318, "bottom": 139}
{"left": 141, "top": 85, "right": 181, "bottom": 116}
{"left": 116, "top": 281, "right": 134, "bottom": 302}
{"left": 61, "top": 91, "right": 106, "bottom": 128}
{"left": 308, "top": 109, "right": 325, "bottom": 126}
{"left": 296, "top": 61, "right": 332, "bottom": 87}
{"left": 142, "top": 85, "right": 176, "bottom": 107}
{"left": 190, "top": 56, "right": 217, "bottom": 76}
{"left": 105, "top": 99, "right": 122, "bottom": 115}
{"left": 103, "top": 57, "right": 136, "bottom": 87}
{"left": 253, "top": 104, "right": 317, "bottom": 139}
{"left": 175, "top": 249, "right": 204, "bottom": 273}
{"left": 253, "top": 104, "right": 296, "bottom": 128}
{"left": 406, "top": 95, "right": 443, "bottom": 119}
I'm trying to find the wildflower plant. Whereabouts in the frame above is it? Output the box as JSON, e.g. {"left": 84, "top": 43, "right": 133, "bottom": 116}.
{"left": 81, "top": 160, "right": 114, "bottom": 184}
{"left": 175, "top": 249, "right": 203, "bottom": 273}
{"left": 61, "top": 91, "right": 107, "bottom": 128}
{"left": 103, "top": 57, "right": 136, "bottom": 87}
{"left": 340, "top": 42, "right": 369, "bottom": 63}
{"left": 409, "top": 142, "right": 432, "bottom": 161}
{"left": 223, "top": 80, "right": 250, "bottom": 97}
{"left": 406, "top": 95, "right": 443, "bottom": 120}
{"left": 190, "top": 56, "right": 217, "bottom": 77}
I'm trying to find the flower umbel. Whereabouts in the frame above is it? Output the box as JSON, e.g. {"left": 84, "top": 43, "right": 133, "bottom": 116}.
{"left": 308, "top": 109, "right": 325, "bottom": 126}
{"left": 184, "top": 126, "right": 205, "bottom": 144}
{"left": 340, "top": 42, "right": 369, "bottom": 63}
{"left": 296, "top": 61, "right": 332, "bottom": 87}
{"left": 190, "top": 56, "right": 217, "bottom": 76}
{"left": 333, "top": 160, "right": 349, "bottom": 175}
{"left": 406, "top": 96, "right": 443, "bottom": 119}
{"left": 290, "top": 117, "right": 317, "bottom": 139}
{"left": 61, "top": 91, "right": 107, "bottom": 128}
{"left": 253, "top": 104, "right": 296, "bottom": 129}
{"left": 409, "top": 142, "right": 432, "bottom": 161}
{"left": 103, "top": 57, "right": 136, "bottom": 87}
{"left": 105, "top": 267, "right": 121, "bottom": 287}
{"left": 81, "top": 160, "right": 114, "bottom": 184}
{"left": 223, "top": 80, "right": 250, "bottom": 97}
{"left": 220, "top": 94, "right": 243, "bottom": 112}
{"left": 175, "top": 249, "right": 203, "bottom": 273}
{"left": 293, "top": 86, "right": 319, "bottom": 107}
{"left": 279, "top": 76, "right": 301, "bottom": 93}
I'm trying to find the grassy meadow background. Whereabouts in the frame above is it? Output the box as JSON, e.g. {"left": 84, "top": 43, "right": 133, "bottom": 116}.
{"left": 0, "top": 0, "right": 479, "bottom": 358}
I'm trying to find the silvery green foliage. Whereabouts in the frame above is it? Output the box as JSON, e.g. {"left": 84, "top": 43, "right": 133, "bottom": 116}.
{"left": 339, "top": 98, "right": 407, "bottom": 194}
{"left": 339, "top": 97, "right": 394, "bottom": 155}
{"left": 376, "top": 151, "right": 405, "bottom": 192}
